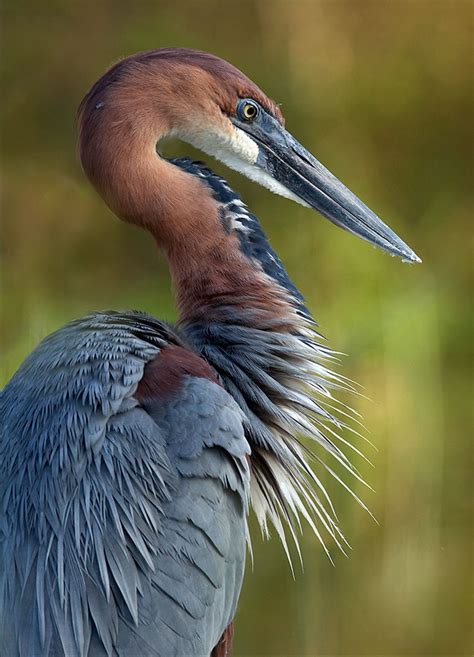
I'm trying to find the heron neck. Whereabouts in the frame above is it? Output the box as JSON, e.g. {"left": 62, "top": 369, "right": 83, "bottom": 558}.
{"left": 164, "top": 159, "right": 309, "bottom": 329}
{"left": 169, "top": 233, "right": 298, "bottom": 329}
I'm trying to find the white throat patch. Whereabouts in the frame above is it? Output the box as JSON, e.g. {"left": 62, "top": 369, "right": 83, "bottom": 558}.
{"left": 175, "top": 125, "right": 310, "bottom": 208}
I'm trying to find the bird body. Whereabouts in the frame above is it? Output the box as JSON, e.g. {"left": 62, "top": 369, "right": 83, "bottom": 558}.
{"left": 0, "top": 49, "right": 419, "bottom": 656}
{"left": 1, "top": 312, "right": 249, "bottom": 656}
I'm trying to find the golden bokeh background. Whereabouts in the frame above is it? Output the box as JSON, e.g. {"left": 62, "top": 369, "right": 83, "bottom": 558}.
{"left": 1, "top": 1, "right": 472, "bottom": 655}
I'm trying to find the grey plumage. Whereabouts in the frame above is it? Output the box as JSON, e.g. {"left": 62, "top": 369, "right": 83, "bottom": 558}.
{"left": 1, "top": 312, "right": 250, "bottom": 656}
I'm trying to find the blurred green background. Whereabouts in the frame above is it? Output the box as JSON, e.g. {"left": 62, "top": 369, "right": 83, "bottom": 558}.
{"left": 1, "top": 1, "right": 472, "bottom": 655}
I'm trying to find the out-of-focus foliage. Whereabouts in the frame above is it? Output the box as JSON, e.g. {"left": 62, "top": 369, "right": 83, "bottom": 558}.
{"left": 1, "top": 1, "right": 472, "bottom": 655}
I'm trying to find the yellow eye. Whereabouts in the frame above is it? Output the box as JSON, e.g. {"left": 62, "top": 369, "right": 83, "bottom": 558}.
{"left": 243, "top": 103, "right": 257, "bottom": 119}
{"left": 237, "top": 99, "right": 259, "bottom": 122}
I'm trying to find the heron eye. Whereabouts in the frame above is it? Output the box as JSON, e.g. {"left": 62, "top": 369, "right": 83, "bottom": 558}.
{"left": 238, "top": 99, "right": 260, "bottom": 122}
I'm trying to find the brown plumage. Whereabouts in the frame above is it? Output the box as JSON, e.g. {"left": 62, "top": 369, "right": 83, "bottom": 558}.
{"left": 78, "top": 48, "right": 295, "bottom": 326}
{"left": 78, "top": 48, "right": 282, "bottom": 228}
{"left": 136, "top": 344, "right": 220, "bottom": 401}
{"left": 211, "top": 623, "right": 234, "bottom": 657}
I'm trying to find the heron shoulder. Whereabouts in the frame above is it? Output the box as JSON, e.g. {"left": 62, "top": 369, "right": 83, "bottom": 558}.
{"left": 0, "top": 310, "right": 251, "bottom": 656}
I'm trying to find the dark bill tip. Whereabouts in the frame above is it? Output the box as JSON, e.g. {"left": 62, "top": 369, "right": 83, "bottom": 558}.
{"left": 263, "top": 132, "right": 422, "bottom": 264}
{"left": 237, "top": 111, "right": 421, "bottom": 264}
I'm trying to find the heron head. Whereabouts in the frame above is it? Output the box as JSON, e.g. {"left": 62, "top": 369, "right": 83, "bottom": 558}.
{"left": 79, "top": 48, "right": 420, "bottom": 263}
{"left": 178, "top": 50, "right": 421, "bottom": 263}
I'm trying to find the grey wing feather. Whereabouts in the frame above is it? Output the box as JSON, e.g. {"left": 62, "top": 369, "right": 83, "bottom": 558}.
{"left": 114, "top": 377, "right": 250, "bottom": 657}
{"left": 0, "top": 312, "right": 250, "bottom": 657}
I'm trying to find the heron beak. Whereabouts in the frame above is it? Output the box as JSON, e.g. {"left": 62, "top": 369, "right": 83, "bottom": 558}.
{"left": 236, "top": 113, "right": 421, "bottom": 263}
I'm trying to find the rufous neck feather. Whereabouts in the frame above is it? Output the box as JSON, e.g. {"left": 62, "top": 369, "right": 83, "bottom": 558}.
{"left": 78, "top": 57, "right": 296, "bottom": 328}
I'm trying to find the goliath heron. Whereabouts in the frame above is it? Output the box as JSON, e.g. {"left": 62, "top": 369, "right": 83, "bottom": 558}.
{"left": 0, "top": 48, "right": 420, "bottom": 656}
